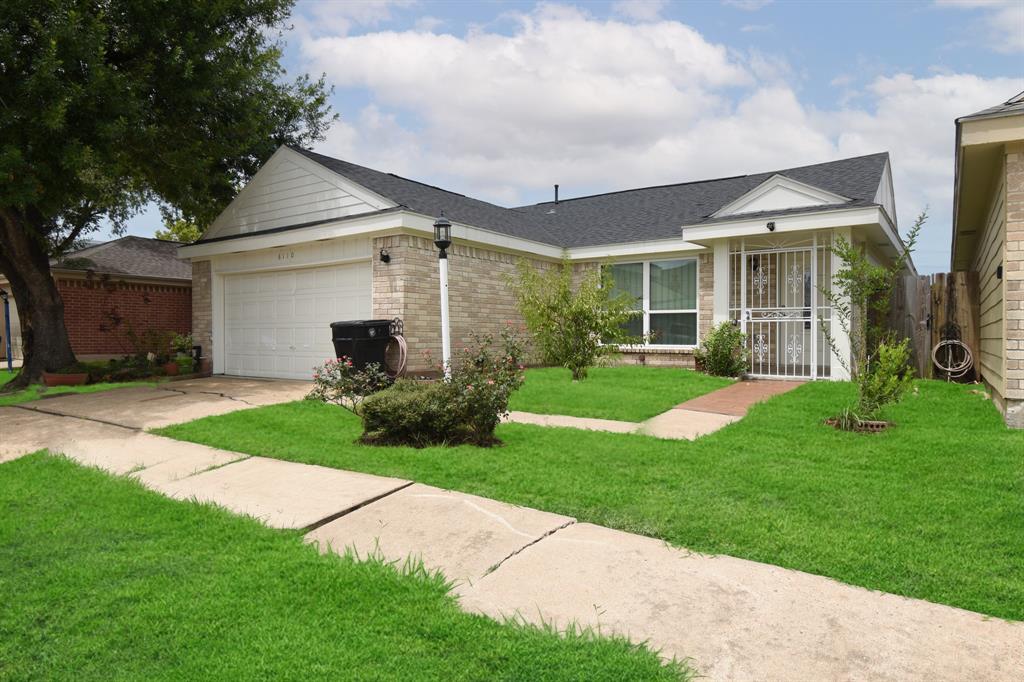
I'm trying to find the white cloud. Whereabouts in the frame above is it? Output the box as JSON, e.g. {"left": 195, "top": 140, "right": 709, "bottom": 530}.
{"left": 300, "top": 4, "right": 1020, "bottom": 273}
{"left": 611, "top": 0, "right": 668, "bottom": 22}
{"left": 935, "top": 0, "right": 1024, "bottom": 54}
{"left": 293, "top": 0, "right": 416, "bottom": 37}
{"left": 723, "top": 0, "right": 774, "bottom": 11}
{"left": 740, "top": 23, "right": 773, "bottom": 33}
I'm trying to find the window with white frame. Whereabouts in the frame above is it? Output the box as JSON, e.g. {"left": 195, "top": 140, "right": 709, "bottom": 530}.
{"left": 609, "top": 258, "right": 698, "bottom": 346}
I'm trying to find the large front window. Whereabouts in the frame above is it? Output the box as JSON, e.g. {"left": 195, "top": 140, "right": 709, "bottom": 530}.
{"left": 610, "top": 258, "right": 698, "bottom": 346}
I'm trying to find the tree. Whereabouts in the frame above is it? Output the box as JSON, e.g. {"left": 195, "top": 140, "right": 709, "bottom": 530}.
{"left": 509, "top": 256, "right": 642, "bottom": 380}
{"left": 821, "top": 211, "right": 924, "bottom": 420}
{"left": 155, "top": 219, "right": 203, "bottom": 244}
{"left": 0, "top": 0, "right": 334, "bottom": 388}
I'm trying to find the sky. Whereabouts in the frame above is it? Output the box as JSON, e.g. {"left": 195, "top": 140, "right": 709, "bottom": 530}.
{"left": 110, "top": 0, "right": 1024, "bottom": 274}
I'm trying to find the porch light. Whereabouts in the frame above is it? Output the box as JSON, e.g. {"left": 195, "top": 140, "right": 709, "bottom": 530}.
{"left": 433, "top": 212, "right": 452, "bottom": 257}
{"left": 433, "top": 212, "right": 452, "bottom": 377}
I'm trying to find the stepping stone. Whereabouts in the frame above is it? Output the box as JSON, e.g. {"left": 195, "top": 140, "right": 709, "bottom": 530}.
{"left": 152, "top": 456, "right": 410, "bottom": 530}
{"left": 458, "top": 522, "right": 1024, "bottom": 681}
{"left": 306, "top": 483, "right": 574, "bottom": 584}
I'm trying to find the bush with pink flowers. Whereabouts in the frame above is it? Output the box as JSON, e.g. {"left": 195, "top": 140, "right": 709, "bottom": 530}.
{"left": 306, "top": 357, "right": 391, "bottom": 415}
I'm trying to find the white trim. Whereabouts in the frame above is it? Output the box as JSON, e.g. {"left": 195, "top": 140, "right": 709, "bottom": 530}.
{"left": 712, "top": 239, "right": 730, "bottom": 325}
{"left": 711, "top": 174, "right": 850, "bottom": 218}
{"left": 682, "top": 206, "right": 883, "bottom": 242}
{"left": 567, "top": 239, "right": 704, "bottom": 260}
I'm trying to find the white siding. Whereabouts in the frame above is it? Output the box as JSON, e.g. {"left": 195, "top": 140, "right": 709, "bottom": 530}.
{"left": 205, "top": 148, "right": 395, "bottom": 240}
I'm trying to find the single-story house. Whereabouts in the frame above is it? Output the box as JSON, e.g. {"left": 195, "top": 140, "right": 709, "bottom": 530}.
{"left": 951, "top": 90, "right": 1024, "bottom": 428}
{"left": 179, "top": 146, "right": 912, "bottom": 381}
{"left": 0, "top": 236, "right": 192, "bottom": 361}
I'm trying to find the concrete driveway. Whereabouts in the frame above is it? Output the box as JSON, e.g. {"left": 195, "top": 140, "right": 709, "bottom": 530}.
{"left": 1, "top": 376, "right": 309, "bottom": 461}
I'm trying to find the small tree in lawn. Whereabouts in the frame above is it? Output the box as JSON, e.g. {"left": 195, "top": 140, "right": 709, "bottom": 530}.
{"left": 821, "top": 211, "right": 924, "bottom": 423}
{"left": 509, "top": 255, "right": 642, "bottom": 380}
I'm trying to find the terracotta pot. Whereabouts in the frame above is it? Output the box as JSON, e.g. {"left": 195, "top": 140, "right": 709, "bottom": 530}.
{"left": 163, "top": 361, "right": 179, "bottom": 376}
{"left": 42, "top": 372, "right": 88, "bottom": 387}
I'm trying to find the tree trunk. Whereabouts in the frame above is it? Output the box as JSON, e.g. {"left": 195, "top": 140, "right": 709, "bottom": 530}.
{"left": 0, "top": 210, "right": 77, "bottom": 389}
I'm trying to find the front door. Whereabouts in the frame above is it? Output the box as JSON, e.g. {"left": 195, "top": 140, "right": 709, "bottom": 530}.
{"left": 741, "top": 248, "right": 816, "bottom": 379}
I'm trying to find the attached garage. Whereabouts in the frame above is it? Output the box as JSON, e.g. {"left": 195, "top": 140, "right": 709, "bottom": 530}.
{"left": 223, "top": 261, "right": 371, "bottom": 379}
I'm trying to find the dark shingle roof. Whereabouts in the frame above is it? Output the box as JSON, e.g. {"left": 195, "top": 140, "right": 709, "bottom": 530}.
{"left": 291, "top": 147, "right": 890, "bottom": 248}
{"left": 958, "top": 90, "right": 1024, "bottom": 123}
{"left": 54, "top": 236, "right": 192, "bottom": 281}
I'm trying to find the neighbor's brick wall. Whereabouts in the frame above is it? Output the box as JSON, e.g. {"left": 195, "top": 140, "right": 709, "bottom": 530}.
{"left": 1004, "top": 143, "right": 1024, "bottom": 425}
{"left": 57, "top": 276, "right": 191, "bottom": 355}
{"left": 372, "top": 234, "right": 554, "bottom": 372}
{"left": 192, "top": 260, "right": 213, "bottom": 362}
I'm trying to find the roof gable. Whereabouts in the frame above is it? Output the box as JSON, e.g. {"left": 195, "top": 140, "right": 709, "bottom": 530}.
{"left": 711, "top": 174, "right": 850, "bottom": 218}
{"left": 205, "top": 147, "right": 396, "bottom": 240}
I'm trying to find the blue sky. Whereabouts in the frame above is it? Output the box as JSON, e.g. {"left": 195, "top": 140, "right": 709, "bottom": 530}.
{"left": 111, "top": 0, "right": 1024, "bottom": 273}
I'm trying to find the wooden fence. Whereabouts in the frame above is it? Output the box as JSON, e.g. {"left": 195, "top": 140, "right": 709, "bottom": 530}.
{"left": 889, "top": 272, "right": 979, "bottom": 379}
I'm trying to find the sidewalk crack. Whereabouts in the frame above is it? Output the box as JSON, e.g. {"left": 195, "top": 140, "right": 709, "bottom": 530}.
{"left": 483, "top": 518, "right": 576, "bottom": 577}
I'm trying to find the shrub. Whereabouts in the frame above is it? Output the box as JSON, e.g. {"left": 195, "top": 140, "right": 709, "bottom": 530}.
{"left": 509, "top": 255, "right": 642, "bottom": 380}
{"left": 306, "top": 358, "right": 391, "bottom": 415}
{"left": 361, "top": 380, "right": 460, "bottom": 447}
{"left": 172, "top": 332, "right": 194, "bottom": 354}
{"left": 356, "top": 326, "right": 526, "bottom": 448}
{"left": 857, "top": 337, "right": 915, "bottom": 417}
{"left": 694, "top": 322, "right": 748, "bottom": 377}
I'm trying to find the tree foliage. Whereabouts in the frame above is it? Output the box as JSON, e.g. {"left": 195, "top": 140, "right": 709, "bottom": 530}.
{"left": 821, "top": 211, "right": 924, "bottom": 420}
{"left": 155, "top": 219, "right": 203, "bottom": 244}
{"left": 509, "top": 256, "right": 642, "bottom": 381}
{"left": 0, "top": 0, "right": 335, "bottom": 386}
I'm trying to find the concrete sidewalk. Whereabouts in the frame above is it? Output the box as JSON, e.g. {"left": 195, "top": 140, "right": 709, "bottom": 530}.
{"left": 2, "top": 400, "right": 1021, "bottom": 680}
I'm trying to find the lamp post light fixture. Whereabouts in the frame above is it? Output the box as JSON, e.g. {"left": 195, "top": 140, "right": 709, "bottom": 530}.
{"left": 433, "top": 212, "right": 452, "bottom": 377}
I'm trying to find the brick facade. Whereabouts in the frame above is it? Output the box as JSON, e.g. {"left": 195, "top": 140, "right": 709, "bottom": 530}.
{"left": 56, "top": 276, "right": 191, "bottom": 356}
{"left": 191, "top": 260, "right": 213, "bottom": 364}
{"left": 1004, "top": 145, "right": 1024, "bottom": 426}
{"left": 372, "top": 234, "right": 555, "bottom": 372}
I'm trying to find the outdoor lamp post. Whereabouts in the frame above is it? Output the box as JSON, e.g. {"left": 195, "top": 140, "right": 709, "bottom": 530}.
{"left": 433, "top": 212, "right": 452, "bottom": 377}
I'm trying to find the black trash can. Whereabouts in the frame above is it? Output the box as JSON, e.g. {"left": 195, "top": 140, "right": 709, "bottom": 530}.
{"left": 330, "top": 320, "right": 393, "bottom": 371}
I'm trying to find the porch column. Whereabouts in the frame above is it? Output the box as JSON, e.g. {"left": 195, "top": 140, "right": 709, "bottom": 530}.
{"left": 831, "top": 227, "right": 852, "bottom": 380}
{"left": 712, "top": 239, "right": 730, "bottom": 325}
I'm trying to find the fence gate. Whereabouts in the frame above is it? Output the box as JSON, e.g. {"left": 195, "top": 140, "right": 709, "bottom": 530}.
{"left": 730, "top": 236, "right": 833, "bottom": 379}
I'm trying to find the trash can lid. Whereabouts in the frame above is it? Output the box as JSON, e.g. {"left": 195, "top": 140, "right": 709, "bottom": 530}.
{"left": 329, "top": 319, "right": 393, "bottom": 329}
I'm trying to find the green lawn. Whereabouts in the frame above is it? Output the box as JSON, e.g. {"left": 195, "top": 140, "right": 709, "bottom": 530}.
{"left": 509, "top": 366, "right": 732, "bottom": 421}
{"left": 0, "top": 370, "right": 155, "bottom": 407}
{"left": 159, "top": 379, "right": 1024, "bottom": 622}
{"left": 0, "top": 453, "right": 685, "bottom": 680}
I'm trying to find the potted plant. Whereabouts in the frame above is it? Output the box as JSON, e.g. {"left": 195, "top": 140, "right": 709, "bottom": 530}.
{"left": 42, "top": 363, "right": 90, "bottom": 387}
{"left": 175, "top": 355, "right": 194, "bottom": 375}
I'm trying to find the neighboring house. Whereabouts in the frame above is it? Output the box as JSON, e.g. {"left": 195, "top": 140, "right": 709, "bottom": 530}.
{"left": 180, "top": 146, "right": 912, "bottom": 381}
{"left": 0, "top": 236, "right": 192, "bottom": 361}
{"left": 951, "top": 91, "right": 1024, "bottom": 428}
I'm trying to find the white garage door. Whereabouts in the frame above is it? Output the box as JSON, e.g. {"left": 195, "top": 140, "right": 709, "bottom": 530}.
{"left": 223, "top": 261, "right": 371, "bottom": 380}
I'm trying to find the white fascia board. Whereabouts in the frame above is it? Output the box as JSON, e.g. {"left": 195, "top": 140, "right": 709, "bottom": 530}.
{"left": 179, "top": 211, "right": 407, "bottom": 259}
{"left": 711, "top": 174, "right": 851, "bottom": 218}
{"left": 179, "top": 210, "right": 567, "bottom": 260}
{"left": 400, "top": 212, "right": 564, "bottom": 259}
{"left": 682, "top": 206, "right": 882, "bottom": 242}
{"left": 565, "top": 239, "right": 705, "bottom": 260}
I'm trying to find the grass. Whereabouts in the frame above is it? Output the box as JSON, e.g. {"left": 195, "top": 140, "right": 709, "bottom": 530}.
{"left": 0, "top": 375, "right": 153, "bottom": 407}
{"left": 508, "top": 366, "right": 732, "bottom": 421}
{"left": 0, "top": 453, "right": 686, "bottom": 680}
{"left": 159, "top": 378, "right": 1024, "bottom": 622}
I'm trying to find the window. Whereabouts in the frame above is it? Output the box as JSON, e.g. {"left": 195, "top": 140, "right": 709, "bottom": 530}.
{"left": 610, "top": 258, "right": 698, "bottom": 346}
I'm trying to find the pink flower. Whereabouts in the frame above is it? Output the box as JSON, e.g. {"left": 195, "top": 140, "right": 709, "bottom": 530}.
{"left": 486, "top": 379, "right": 495, "bottom": 385}
{"left": 466, "top": 384, "right": 473, "bottom": 391}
